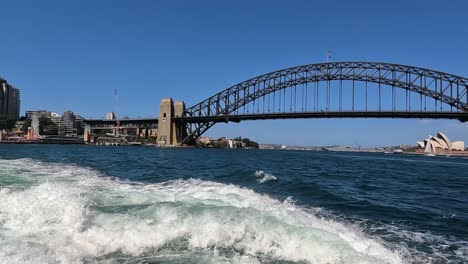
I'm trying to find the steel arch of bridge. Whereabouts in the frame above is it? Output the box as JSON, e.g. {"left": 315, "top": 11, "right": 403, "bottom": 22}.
{"left": 178, "top": 61, "right": 468, "bottom": 144}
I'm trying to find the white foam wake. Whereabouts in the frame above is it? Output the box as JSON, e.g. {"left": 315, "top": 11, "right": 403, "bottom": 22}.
{"left": 0, "top": 159, "right": 407, "bottom": 264}
{"left": 254, "top": 170, "right": 277, "bottom": 183}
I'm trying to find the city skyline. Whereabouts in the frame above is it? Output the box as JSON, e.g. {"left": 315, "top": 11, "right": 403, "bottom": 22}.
{"left": 2, "top": 0, "right": 468, "bottom": 146}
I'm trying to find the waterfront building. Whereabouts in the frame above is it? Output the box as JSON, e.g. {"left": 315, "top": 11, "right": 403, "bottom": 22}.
{"left": 50, "top": 112, "right": 61, "bottom": 124}
{"left": 60, "top": 110, "right": 77, "bottom": 135}
{"left": 49, "top": 112, "right": 70, "bottom": 135}
{"left": 0, "top": 78, "right": 21, "bottom": 128}
{"left": 24, "top": 110, "right": 84, "bottom": 136}
{"left": 198, "top": 136, "right": 213, "bottom": 145}
{"left": 417, "top": 132, "right": 465, "bottom": 151}
{"left": 51, "top": 110, "right": 81, "bottom": 135}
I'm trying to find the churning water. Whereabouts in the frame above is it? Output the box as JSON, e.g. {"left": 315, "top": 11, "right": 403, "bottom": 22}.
{"left": 0, "top": 145, "right": 467, "bottom": 263}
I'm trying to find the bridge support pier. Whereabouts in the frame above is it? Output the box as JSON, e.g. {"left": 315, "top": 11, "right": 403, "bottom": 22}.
{"left": 84, "top": 124, "right": 91, "bottom": 143}
{"left": 156, "top": 98, "right": 187, "bottom": 146}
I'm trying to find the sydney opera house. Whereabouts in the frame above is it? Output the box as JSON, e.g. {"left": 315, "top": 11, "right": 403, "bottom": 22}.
{"left": 417, "top": 132, "right": 465, "bottom": 152}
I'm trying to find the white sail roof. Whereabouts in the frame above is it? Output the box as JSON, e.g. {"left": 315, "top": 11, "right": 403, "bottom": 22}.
{"left": 452, "top": 141, "right": 465, "bottom": 151}
{"left": 432, "top": 136, "right": 449, "bottom": 150}
{"left": 437, "top": 132, "right": 452, "bottom": 150}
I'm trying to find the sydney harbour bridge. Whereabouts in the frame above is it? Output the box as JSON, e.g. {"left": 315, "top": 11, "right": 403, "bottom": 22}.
{"left": 84, "top": 61, "right": 468, "bottom": 146}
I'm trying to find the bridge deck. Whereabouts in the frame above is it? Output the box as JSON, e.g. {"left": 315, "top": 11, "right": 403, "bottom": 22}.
{"left": 177, "top": 111, "right": 468, "bottom": 123}
{"left": 84, "top": 118, "right": 158, "bottom": 125}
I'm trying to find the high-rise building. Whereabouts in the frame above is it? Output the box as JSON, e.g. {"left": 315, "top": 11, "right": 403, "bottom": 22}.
{"left": 0, "top": 78, "right": 21, "bottom": 128}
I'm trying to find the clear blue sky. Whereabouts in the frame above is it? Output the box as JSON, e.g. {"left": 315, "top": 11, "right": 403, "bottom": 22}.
{"left": 1, "top": 0, "right": 468, "bottom": 146}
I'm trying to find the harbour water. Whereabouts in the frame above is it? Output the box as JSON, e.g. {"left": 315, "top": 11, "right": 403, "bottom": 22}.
{"left": 0, "top": 145, "right": 467, "bottom": 263}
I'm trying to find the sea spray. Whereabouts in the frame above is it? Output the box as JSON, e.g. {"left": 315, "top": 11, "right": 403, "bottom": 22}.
{"left": 254, "top": 170, "right": 277, "bottom": 183}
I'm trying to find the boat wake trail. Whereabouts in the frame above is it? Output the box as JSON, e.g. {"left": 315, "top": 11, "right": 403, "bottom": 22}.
{"left": 0, "top": 159, "right": 409, "bottom": 263}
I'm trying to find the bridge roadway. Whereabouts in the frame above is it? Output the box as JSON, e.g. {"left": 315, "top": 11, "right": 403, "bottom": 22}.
{"left": 84, "top": 111, "right": 468, "bottom": 127}
{"left": 84, "top": 118, "right": 158, "bottom": 127}
{"left": 175, "top": 111, "right": 468, "bottom": 123}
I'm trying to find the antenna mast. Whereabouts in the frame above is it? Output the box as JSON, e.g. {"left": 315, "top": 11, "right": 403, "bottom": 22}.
{"left": 114, "top": 89, "right": 120, "bottom": 134}
{"left": 326, "top": 51, "right": 332, "bottom": 63}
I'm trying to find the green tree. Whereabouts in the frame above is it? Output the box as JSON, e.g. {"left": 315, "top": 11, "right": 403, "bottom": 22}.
{"left": 20, "top": 119, "right": 31, "bottom": 132}
{"left": 241, "top": 138, "right": 259, "bottom": 149}
{"left": 21, "top": 117, "right": 59, "bottom": 135}
{"left": 39, "top": 117, "right": 58, "bottom": 135}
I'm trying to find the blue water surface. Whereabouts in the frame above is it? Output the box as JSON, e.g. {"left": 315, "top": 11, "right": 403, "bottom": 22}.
{"left": 0, "top": 145, "right": 467, "bottom": 263}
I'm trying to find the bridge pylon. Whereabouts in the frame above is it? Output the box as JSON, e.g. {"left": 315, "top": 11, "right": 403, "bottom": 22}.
{"left": 156, "top": 98, "right": 187, "bottom": 146}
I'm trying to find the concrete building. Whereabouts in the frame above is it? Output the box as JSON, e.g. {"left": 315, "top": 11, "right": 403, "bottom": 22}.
{"left": 26, "top": 110, "right": 83, "bottom": 136}
{"left": 106, "top": 112, "right": 116, "bottom": 120}
{"left": 61, "top": 110, "right": 76, "bottom": 135}
{"left": 0, "top": 78, "right": 21, "bottom": 128}
{"left": 50, "top": 112, "right": 61, "bottom": 124}
{"left": 49, "top": 112, "right": 70, "bottom": 135}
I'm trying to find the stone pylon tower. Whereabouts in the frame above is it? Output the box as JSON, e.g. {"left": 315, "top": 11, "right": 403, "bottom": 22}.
{"left": 156, "top": 98, "right": 186, "bottom": 146}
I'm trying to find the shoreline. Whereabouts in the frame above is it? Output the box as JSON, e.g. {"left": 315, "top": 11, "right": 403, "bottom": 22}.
{"left": 2, "top": 141, "right": 468, "bottom": 157}
{"left": 403, "top": 150, "right": 468, "bottom": 157}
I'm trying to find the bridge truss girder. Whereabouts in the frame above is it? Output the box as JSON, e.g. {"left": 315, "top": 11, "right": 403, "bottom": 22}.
{"left": 180, "top": 62, "right": 468, "bottom": 144}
